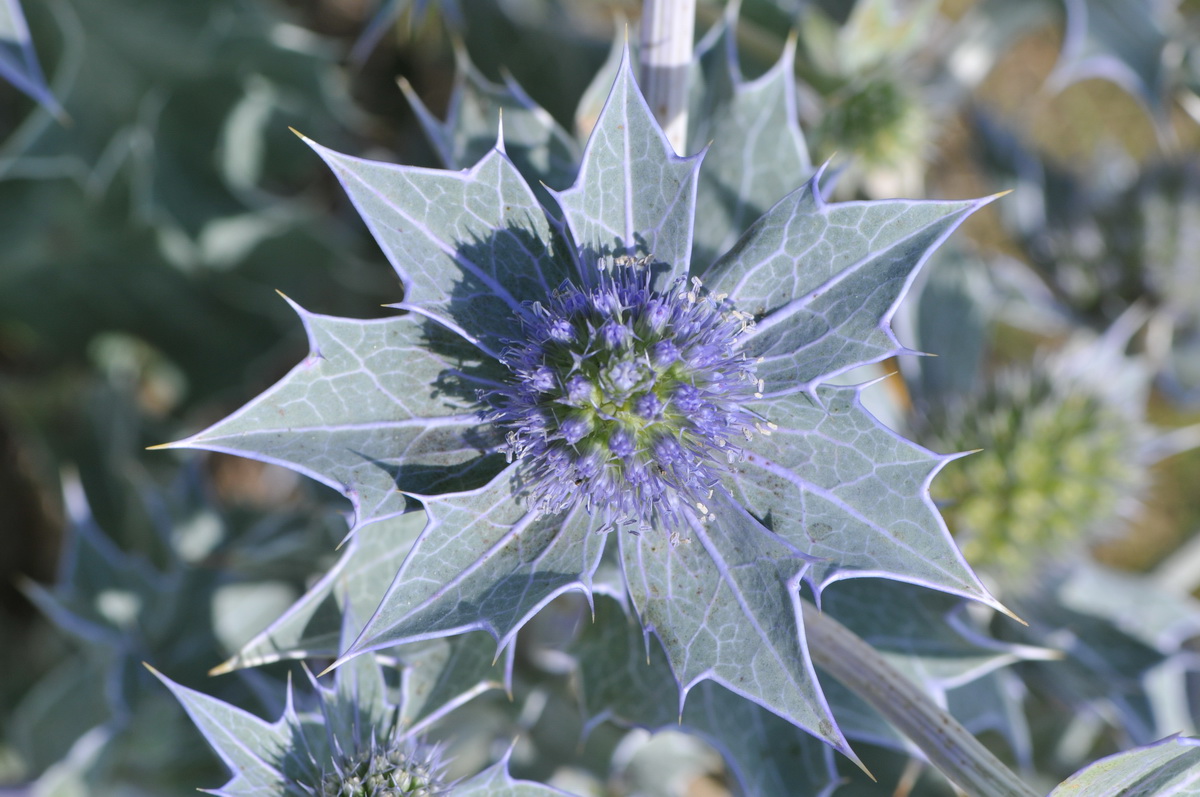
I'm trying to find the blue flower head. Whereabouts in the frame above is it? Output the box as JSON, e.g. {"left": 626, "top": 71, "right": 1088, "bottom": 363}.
{"left": 488, "top": 254, "right": 763, "bottom": 531}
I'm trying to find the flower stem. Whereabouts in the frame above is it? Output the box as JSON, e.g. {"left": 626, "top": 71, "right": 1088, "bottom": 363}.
{"left": 639, "top": 0, "right": 695, "bottom": 154}
{"left": 801, "top": 600, "right": 1039, "bottom": 797}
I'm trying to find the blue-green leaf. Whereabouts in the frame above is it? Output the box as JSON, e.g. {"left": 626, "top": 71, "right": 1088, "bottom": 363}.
{"left": 215, "top": 511, "right": 426, "bottom": 670}
{"left": 574, "top": 596, "right": 841, "bottom": 797}
{"left": 823, "top": 579, "right": 1031, "bottom": 690}
{"left": 300, "top": 137, "right": 570, "bottom": 356}
{"left": 165, "top": 303, "right": 504, "bottom": 528}
{"left": 402, "top": 47, "right": 579, "bottom": 191}
{"left": 620, "top": 488, "right": 854, "bottom": 760}
{"left": 1050, "top": 0, "right": 1170, "bottom": 118}
{"left": 342, "top": 466, "right": 607, "bottom": 658}
{"left": 688, "top": 16, "right": 811, "bottom": 270}
{"left": 705, "top": 176, "right": 994, "bottom": 392}
{"left": 817, "top": 579, "right": 1046, "bottom": 751}
{"left": 553, "top": 47, "right": 703, "bottom": 287}
{"left": 151, "top": 667, "right": 299, "bottom": 795}
{"left": 1050, "top": 735, "right": 1200, "bottom": 796}
{"left": 734, "top": 384, "right": 1001, "bottom": 608}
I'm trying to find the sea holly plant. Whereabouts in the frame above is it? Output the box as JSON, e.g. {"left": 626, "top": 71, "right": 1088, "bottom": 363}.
{"left": 161, "top": 43, "right": 1020, "bottom": 791}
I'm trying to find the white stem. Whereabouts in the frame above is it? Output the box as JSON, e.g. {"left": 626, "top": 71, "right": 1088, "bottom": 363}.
{"left": 801, "top": 601, "right": 1040, "bottom": 797}
{"left": 639, "top": 0, "right": 695, "bottom": 154}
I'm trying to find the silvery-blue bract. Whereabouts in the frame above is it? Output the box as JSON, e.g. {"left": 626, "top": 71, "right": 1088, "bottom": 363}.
{"left": 167, "top": 47, "right": 1003, "bottom": 757}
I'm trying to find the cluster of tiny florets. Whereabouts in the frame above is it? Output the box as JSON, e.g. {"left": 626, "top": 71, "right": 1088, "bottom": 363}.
{"left": 487, "top": 255, "right": 763, "bottom": 531}
{"left": 315, "top": 738, "right": 448, "bottom": 797}
{"left": 929, "top": 370, "right": 1145, "bottom": 584}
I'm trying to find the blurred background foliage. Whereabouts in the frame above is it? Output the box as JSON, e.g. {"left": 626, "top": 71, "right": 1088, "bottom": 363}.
{"left": 3, "top": 0, "right": 1200, "bottom": 795}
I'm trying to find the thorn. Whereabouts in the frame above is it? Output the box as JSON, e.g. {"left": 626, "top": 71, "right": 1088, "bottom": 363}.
{"left": 318, "top": 654, "right": 350, "bottom": 678}
{"left": 144, "top": 441, "right": 177, "bottom": 451}
{"left": 287, "top": 126, "right": 308, "bottom": 142}
{"left": 995, "top": 602, "right": 1028, "bottom": 626}
{"left": 208, "top": 658, "right": 237, "bottom": 677}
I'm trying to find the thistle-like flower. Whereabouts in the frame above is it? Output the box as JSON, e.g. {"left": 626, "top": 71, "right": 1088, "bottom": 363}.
{"left": 151, "top": 646, "right": 560, "bottom": 797}
{"left": 488, "top": 255, "right": 761, "bottom": 529}
{"left": 152, "top": 651, "right": 453, "bottom": 797}
{"left": 167, "top": 47, "right": 1003, "bottom": 757}
{"left": 317, "top": 737, "right": 448, "bottom": 797}
{"left": 926, "top": 320, "right": 1161, "bottom": 586}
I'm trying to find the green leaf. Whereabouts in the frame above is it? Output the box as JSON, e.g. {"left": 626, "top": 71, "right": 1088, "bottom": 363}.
{"left": 574, "top": 596, "right": 841, "bottom": 797}
{"left": 553, "top": 47, "right": 703, "bottom": 287}
{"left": 733, "top": 384, "right": 1000, "bottom": 608}
{"left": 620, "top": 488, "right": 855, "bottom": 760}
{"left": 705, "top": 176, "right": 993, "bottom": 392}
{"left": 301, "top": 137, "right": 570, "bottom": 355}
{"left": 688, "top": 17, "right": 811, "bottom": 270}
{"left": 342, "top": 466, "right": 607, "bottom": 658}
{"left": 1050, "top": 735, "right": 1200, "bottom": 796}
{"left": 166, "top": 304, "right": 505, "bottom": 528}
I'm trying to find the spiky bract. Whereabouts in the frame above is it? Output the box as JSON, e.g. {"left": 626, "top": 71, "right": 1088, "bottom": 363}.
{"left": 316, "top": 738, "right": 447, "bottom": 797}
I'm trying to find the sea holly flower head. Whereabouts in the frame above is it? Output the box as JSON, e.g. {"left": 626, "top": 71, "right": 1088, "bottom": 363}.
{"left": 151, "top": 638, "right": 560, "bottom": 797}
{"left": 317, "top": 737, "right": 448, "bottom": 797}
{"left": 166, "top": 42, "right": 1008, "bottom": 760}
{"left": 926, "top": 319, "right": 1161, "bottom": 587}
{"left": 488, "top": 254, "right": 762, "bottom": 530}
{"left": 150, "top": 651, "right": 451, "bottom": 797}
